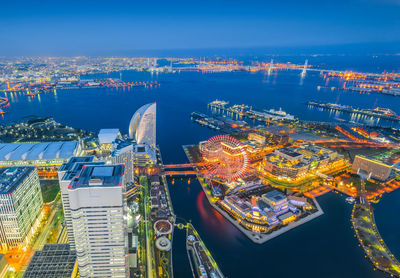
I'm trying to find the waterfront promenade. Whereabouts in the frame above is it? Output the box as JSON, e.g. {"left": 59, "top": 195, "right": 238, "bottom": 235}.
{"left": 352, "top": 201, "right": 400, "bottom": 277}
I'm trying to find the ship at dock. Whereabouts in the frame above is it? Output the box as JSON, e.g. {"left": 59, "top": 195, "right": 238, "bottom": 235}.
{"left": 208, "top": 100, "right": 295, "bottom": 122}
{"left": 306, "top": 101, "right": 400, "bottom": 123}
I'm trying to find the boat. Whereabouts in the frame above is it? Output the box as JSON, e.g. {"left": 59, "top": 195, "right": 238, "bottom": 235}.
{"left": 346, "top": 197, "right": 355, "bottom": 204}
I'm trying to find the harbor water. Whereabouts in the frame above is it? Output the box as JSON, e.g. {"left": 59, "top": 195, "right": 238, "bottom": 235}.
{"left": 1, "top": 63, "right": 399, "bottom": 277}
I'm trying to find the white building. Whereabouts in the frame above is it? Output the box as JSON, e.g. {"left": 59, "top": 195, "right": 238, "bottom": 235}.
{"left": 129, "top": 103, "right": 156, "bottom": 148}
{"left": 0, "top": 141, "right": 81, "bottom": 167}
{"left": 57, "top": 156, "right": 104, "bottom": 250}
{"left": 68, "top": 164, "right": 128, "bottom": 277}
{"left": 98, "top": 129, "right": 121, "bottom": 152}
{"left": 0, "top": 167, "right": 43, "bottom": 250}
{"left": 111, "top": 140, "right": 135, "bottom": 185}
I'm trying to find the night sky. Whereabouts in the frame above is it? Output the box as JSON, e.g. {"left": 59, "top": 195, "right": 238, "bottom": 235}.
{"left": 0, "top": 0, "right": 399, "bottom": 55}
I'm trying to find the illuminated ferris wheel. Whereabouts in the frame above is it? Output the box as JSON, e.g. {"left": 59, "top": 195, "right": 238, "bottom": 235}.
{"left": 201, "top": 135, "right": 249, "bottom": 182}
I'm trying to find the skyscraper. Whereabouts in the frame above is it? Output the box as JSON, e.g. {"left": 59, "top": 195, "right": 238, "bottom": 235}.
{"left": 67, "top": 164, "right": 128, "bottom": 277}
{"left": 129, "top": 102, "right": 156, "bottom": 148}
{"left": 0, "top": 167, "right": 43, "bottom": 250}
{"left": 57, "top": 156, "right": 104, "bottom": 250}
{"left": 111, "top": 140, "right": 135, "bottom": 185}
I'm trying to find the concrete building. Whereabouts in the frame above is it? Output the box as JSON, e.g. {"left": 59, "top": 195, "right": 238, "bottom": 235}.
{"left": 263, "top": 144, "right": 342, "bottom": 180}
{"left": 68, "top": 164, "right": 128, "bottom": 277}
{"left": 58, "top": 157, "right": 105, "bottom": 250}
{"left": 111, "top": 140, "right": 135, "bottom": 184}
{"left": 0, "top": 167, "right": 43, "bottom": 250}
{"left": 98, "top": 129, "right": 121, "bottom": 153}
{"left": 133, "top": 144, "right": 157, "bottom": 166}
{"left": 23, "top": 244, "right": 78, "bottom": 278}
{"left": 261, "top": 190, "right": 289, "bottom": 213}
{"left": 351, "top": 155, "right": 393, "bottom": 181}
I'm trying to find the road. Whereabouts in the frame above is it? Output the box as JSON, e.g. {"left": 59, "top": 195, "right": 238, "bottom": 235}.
{"left": 32, "top": 195, "right": 62, "bottom": 250}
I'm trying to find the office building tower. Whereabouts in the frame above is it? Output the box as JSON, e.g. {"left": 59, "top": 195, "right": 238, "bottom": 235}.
{"left": 58, "top": 156, "right": 104, "bottom": 250}
{"left": 68, "top": 164, "right": 127, "bottom": 277}
{"left": 0, "top": 167, "right": 43, "bottom": 250}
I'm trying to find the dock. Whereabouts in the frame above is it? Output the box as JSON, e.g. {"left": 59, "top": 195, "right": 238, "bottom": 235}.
{"left": 306, "top": 101, "right": 400, "bottom": 123}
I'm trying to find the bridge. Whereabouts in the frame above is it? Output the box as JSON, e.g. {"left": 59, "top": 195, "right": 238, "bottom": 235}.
{"left": 162, "top": 163, "right": 202, "bottom": 177}
{"left": 163, "top": 170, "right": 197, "bottom": 177}
{"left": 163, "top": 163, "right": 204, "bottom": 169}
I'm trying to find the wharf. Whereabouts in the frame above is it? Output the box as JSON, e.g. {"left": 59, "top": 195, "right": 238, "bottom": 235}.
{"left": 208, "top": 100, "right": 295, "bottom": 121}
{"left": 306, "top": 101, "right": 400, "bottom": 123}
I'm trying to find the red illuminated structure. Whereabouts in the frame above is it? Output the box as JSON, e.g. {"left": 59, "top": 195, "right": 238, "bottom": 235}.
{"left": 201, "top": 135, "right": 249, "bottom": 182}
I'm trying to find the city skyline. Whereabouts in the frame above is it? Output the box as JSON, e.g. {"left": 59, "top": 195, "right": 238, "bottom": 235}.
{"left": 0, "top": 0, "right": 399, "bottom": 56}
{"left": 0, "top": 2, "right": 399, "bottom": 277}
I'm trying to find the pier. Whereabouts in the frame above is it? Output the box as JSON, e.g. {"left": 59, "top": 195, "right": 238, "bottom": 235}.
{"left": 185, "top": 223, "right": 225, "bottom": 278}
{"left": 351, "top": 179, "right": 400, "bottom": 277}
{"left": 306, "top": 101, "right": 400, "bottom": 123}
{"left": 352, "top": 202, "right": 400, "bottom": 276}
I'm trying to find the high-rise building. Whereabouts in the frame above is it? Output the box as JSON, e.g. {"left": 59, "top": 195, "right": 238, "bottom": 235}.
{"left": 98, "top": 129, "right": 121, "bottom": 153}
{"left": 58, "top": 157, "right": 104, "bottom": 250}
{"left": 112, "top": 140, "right": 157, "bottom": 181}
{"left": 111, "top": 140, "right": 135, "bottom": 185}
{"left": 129, "top": 102, "right": 156, "bottom": 148}
{"left": 68, "top": 164, "right": 128, "bottom": 277}
{"left": 0, "top": 167, "right": 43, "bottom": 250}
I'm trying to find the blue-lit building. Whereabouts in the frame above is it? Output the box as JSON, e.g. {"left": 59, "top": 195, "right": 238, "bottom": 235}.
{"left": 261, "top": 190, "right": 289, "bottom": 213}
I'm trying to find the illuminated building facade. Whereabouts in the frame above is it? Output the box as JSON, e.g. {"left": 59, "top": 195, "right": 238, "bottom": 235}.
{"left": 351, "top": 155, "right": 393, "bottom": 181}
{"left": 263, "top": 144, "right": 342, "bottom": 180}
{"left": 248, "top": 133, "right": 266, "bottom": 145}
{"left": 261, "top": 190, "right": 289, "bottom": 213}
{"left": 0, "top": 141, "right": 81, "bottom": 179}
{"left": 0, "top": 167, "right": 43, "bottom": 250}
{"left": 98, "top": 129, "right": 121, "bottom": 153}
{"left": 68, "top": 165, "right": 128, "bottom": 278}
{"left": 58, "top": 156, "right": 104, "bottom": 250}
{"left": 112, "top": 140, "right": 156, "bottom": 182}
{"left": 129, "top": 103, "right": 156, "bottom": 148}
{"left": 112, "top": 140, "right": 135, "bottom": 184}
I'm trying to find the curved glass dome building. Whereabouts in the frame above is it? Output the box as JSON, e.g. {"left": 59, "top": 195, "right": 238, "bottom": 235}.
{"left": 129, "top": 103, "right": 156, "bottom": 148}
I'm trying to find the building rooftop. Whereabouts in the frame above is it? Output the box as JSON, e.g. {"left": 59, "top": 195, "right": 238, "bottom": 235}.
{"left": 63, "top": 161, "right": 105, "bottom": 181}
{"left": 59, "top": 156, "right": 94, "bottom": 172}
{"left": 262, "top": 190, "right": 287, "bottom": 203}
{"left": 0, "top": 167, "right": 34, "bottom": 194}
{"left": 112, "top": 139, "right": 134, "bottom": 157}
{"left": 69, "top": 164, "right": 124, "bottom": 189}
{"left": 23, "top": 244, "right": 76, "bottom": 278}
{"left": 0, "top": 141, "right": 79, "bottom": 161}
{"left": 98, "top": 129, "right": 120, "bottom": 145}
